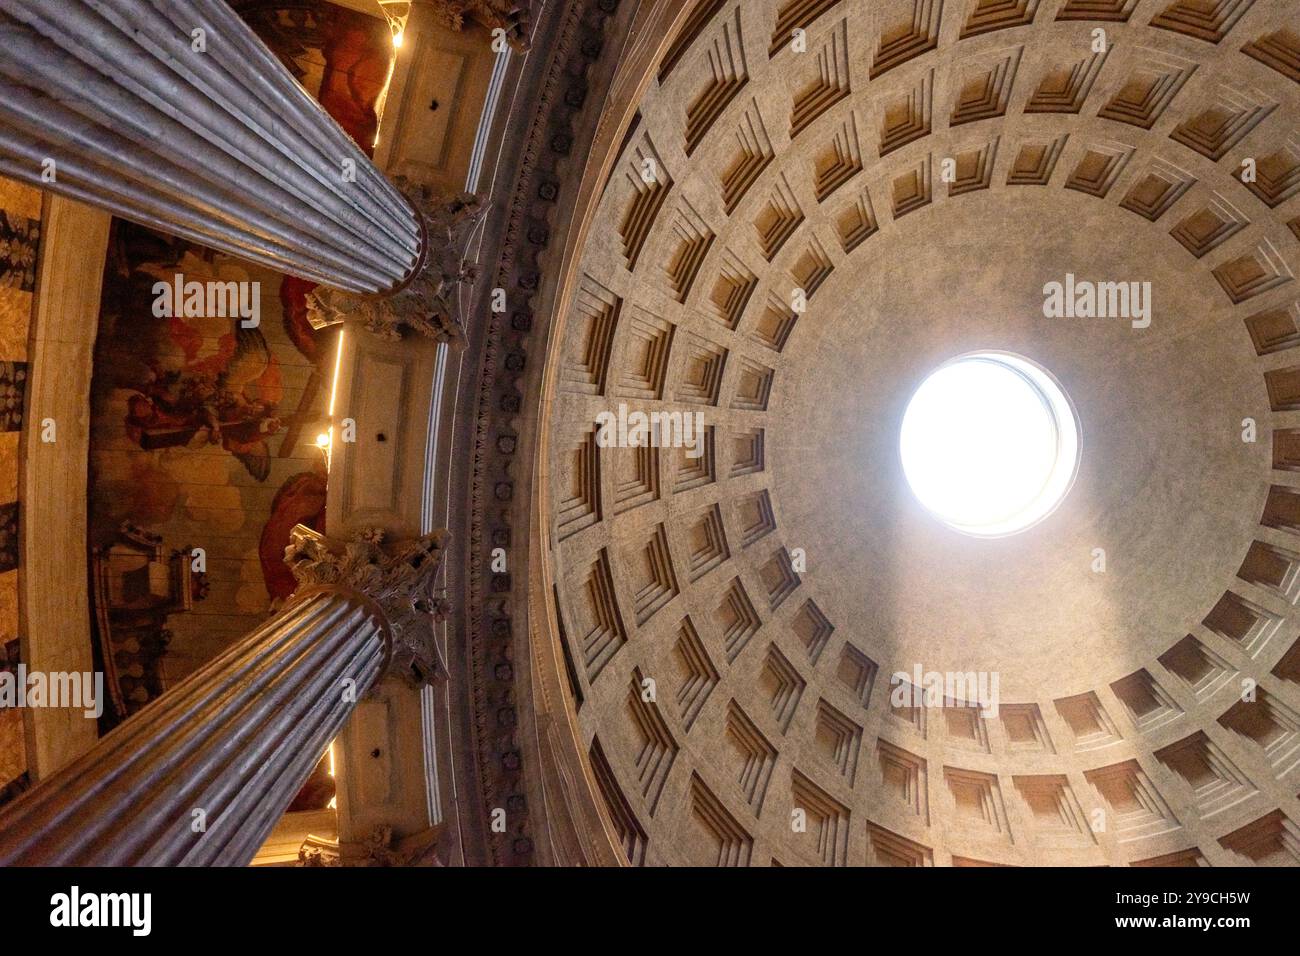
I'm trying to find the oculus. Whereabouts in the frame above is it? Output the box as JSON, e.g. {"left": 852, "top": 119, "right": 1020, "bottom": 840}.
{"left": 900, "top": 352, "right": 1080, "bottom": 537}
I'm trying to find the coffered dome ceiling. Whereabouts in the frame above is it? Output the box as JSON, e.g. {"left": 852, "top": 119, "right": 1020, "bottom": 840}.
{"left": 535, "top": 0, "right": 1300, "bottom": 866}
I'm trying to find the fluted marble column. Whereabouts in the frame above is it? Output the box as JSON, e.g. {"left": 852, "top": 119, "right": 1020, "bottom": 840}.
{"left": 0, "top": 526, "right": 448, "bottom": 866}
{"left": 0, "top": 0, "right": 483, "bottom": 341}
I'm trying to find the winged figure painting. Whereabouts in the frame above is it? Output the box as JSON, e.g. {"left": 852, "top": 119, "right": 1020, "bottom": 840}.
{"left": 123, "top": 322, "right": 284, "bottom": 481}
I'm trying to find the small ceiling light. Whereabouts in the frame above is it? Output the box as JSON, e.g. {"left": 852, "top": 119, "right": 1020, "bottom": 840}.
{"left": 392, "top": 29, "right": 404, "bottom": 48}
{"left": 899, "top": 351, "right": 1080, "bottom": 537}
{"left": 315, "top": 432, "right": 331, "bottom": 448}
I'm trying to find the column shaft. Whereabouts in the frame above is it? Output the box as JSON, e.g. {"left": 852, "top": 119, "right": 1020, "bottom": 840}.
{"left": 0, "top": 589, "right": 389, "bottom": 866}
{"left": 0, "top": 0, "right": 421, "bottom": 293}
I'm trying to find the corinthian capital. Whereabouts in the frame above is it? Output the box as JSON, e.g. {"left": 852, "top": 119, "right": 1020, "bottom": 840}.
{"left": 284, "top": 525, "right": 451, "bottom": 685}
{"left": 426, "top": 0, "right": 532, "bottom": 51}
{"left": 306, "top": 178, "right": 484, "bottom": 344}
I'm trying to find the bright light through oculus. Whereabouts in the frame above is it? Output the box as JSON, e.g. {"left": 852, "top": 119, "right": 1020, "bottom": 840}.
{"left": 900, "top": 352, "right": 1080, "bottom": 537}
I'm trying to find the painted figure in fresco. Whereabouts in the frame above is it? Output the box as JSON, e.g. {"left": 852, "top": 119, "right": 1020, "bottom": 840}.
{"left": 123, "top": 324, "right": 284, "bottom": 481}
{"left": 85, "top": 4, "right": 392, "bottom": 679}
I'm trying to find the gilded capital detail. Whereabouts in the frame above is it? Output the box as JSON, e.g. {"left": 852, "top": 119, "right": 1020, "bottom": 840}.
{"left": 284, "top": 525, "right": 451, "bottom": 685}
{"left": 306, "top": 179, "right": 484, "bottom": 344}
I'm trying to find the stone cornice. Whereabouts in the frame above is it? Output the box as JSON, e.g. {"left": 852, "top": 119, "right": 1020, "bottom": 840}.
{"left": 458, "top": 0, "right": 625, "bottom": 866}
